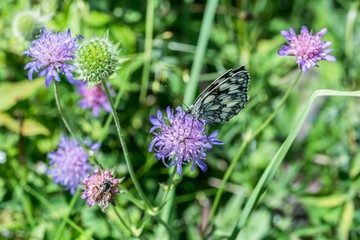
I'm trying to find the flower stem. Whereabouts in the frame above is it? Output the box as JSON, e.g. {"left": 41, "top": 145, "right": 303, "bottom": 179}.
{"left": 53, "top": 81, "right": 103, "bottom": 168}
{"left": 54, "top": 81, "right": 77, "bottom": 139}
{"left": 101, "top": 80, "right": 154, "bottom": 210}
{"left": 159, "top": 168, "right": 177, "bottom": 206}
{"left": 209, "top": 71, "right": 302, "bottom": 220}
{"left": 54, "top": 190, "right": 81, "bottom": 240}
{"left": 113, "top": 206, "right": 137, "bottom": 236}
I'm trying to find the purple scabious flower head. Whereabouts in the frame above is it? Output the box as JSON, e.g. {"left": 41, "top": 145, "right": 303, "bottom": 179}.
{"left": 23, "top": 27, "right": 78, "bottom": 87}
{"left": 278, "top": 26, "right": 336, "bottom": 72}
{"left": 47, "top": 136, "right": 100, "bottom": 195}
{"left": 149, "top": 106, "right": 223, "bottom": 175}
{"left": 75, "top": 81, "right": 113, "bottom": 118}
{"left": 81, "top": 168, "right": 122, "bottom": 212}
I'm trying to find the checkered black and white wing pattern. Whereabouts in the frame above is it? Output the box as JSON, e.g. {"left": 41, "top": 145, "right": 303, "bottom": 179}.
{"left": 187, "top": 66, "right": 250, "bottom": 123}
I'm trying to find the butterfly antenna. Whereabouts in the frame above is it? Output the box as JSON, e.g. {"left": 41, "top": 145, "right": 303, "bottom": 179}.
{"left": 161, "top": 82, "right": 190, "bottom": 110}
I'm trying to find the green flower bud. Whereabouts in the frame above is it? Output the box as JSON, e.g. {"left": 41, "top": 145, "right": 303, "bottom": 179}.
{"left": 75, "top": 31, "right": 120, "bottom": 87}
{"left": 12, "top": 11, "right": 46, "bottom": 41}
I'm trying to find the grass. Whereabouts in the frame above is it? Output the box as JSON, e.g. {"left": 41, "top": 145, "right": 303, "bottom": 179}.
{"left": 0, "top": 0, "right": 360, "bottom": 239}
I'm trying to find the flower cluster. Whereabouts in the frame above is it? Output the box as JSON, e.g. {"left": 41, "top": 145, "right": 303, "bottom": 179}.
{"left": 47, "top": 136, "right": 100, "bottom": 195}
{"left": 22, "top": 24, "right": 338, "bottom": 215}
{"left": 82, "top": 168, "right": 122, "bottom": 212}
{"left": 23, "top": 27, "right": 78, "bottom": 86}
{"left": 75, "top": 81, "right": 113, "bottom": 117}
{"left": 278, "top": 26, "right": 336, "bottom": 72}
{"left": 149, "top": 106, "right": 223, "bottom": 174}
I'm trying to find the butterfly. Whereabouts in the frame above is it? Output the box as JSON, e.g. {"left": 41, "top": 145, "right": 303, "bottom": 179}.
{"left": 187, "top": 66, "right": 250, "bottom": 123}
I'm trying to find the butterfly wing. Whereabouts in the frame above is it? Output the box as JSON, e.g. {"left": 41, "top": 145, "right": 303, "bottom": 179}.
{"left": 188, "top": 66, "right": 250, "bottom": 123}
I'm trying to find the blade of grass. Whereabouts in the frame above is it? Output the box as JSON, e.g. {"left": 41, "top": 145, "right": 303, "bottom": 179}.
{"left": 54, "top": 190, "right": 81, "bottom": 240}
{"left": 209, "top": 71, "right": 302, "bottom": 220}
{"left": 139, "top": 0, "right": 154, "bottom": 102}
{"left": 183, "top": 0, "right": 219, "bottom": 105}
{"left": 23, "top": 185, "right": 92, "bottom": 238}
{"left": 345, "top": 1, "right": 359, "bottom": 59}
{"left": 9, "top": 179, "right": 35, "bottom": 228}
{"left": 229, "top": 90, "right": 360, "bottom": 239}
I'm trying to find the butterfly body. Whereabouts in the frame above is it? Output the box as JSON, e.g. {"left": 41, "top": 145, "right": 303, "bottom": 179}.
{"left": 187, "top": 66, "right": 250, "bottom": 123}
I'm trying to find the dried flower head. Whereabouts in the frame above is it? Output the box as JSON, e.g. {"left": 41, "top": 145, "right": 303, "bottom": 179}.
{"left": 149, "top": 106, "right": 223, "bottom": 175}
{"left": 75, "top": 31, "right": 120, "bottom": 87}
{"left": 23, "top": 27, "right": 78, "bottom": 86}
{"left": 278, "top": 26, "right": 336, "bottom": 72}
{"left": 47, "top": 136, "right": 100, "bottom": 195}
{"left": 75, "top": 81, "right": 113, "bottom": 117}
{"left": 81, "top": 168, "right": 122, "bottom": 212}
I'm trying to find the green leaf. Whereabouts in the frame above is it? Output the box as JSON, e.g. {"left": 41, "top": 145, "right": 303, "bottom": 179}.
{"left": 22, "top": 118, "right": 51, "bottom": 136}
{"left": 338, "top": 200, "right": 354, "bottom": 240}
{"left": 350, "top": 152, "right": 360, "bottom": 178}
{"left": 0, "top": 112, "right": 50, "bottom": 136}
{"left": 85, "top": 11, "right": 112, "bottom": 27}
{"left": 0, "top": 78, "right": 44, "bottom": 112}
{"left": 299, "top": 194, "right": 347, "bottom": 208}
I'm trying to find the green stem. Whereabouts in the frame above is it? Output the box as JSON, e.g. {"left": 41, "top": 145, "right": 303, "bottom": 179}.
{"left": 183, "top": 0, "right": 219, "bottom": 105}
{"left": 230, "top": 89, "right": 360, "bottom": 238}
{"left": 154, "top": 210, "right": 177, "bottom": 236}
{"left": 54, "top": 81, "right": 103, "bottom": 168}
{"left": 54, "top": 82, "right": 77, "bottom": 140}
{"left": 101, "top": 80, "right": 154, "bottom": 211}
{"left": 9, "top": 178, "right": 35, "bottom": 228}
{"left": 345, "top": 1, "right": 359, "bottom": 60}
{"left": 112, "top": 206, "right": 136, "bottom": 236}
{"left": 209, "top": 71, "right": 302, "bottom": 220}
{"left": 139, "top": 0, "right": 154, "bottom": 102}
{"left": 54, "top": 190, "right": 81, "bottom": 240}
{"left": 24, "top": 185, "right": 90, "bottom": 237}
{"left": 159, "top": 168, "right": 177, "bottom": 207}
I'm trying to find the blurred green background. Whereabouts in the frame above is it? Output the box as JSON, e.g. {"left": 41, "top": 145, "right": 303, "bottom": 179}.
{"left": 1, "top": 0, "right": 360, "bottom": 239}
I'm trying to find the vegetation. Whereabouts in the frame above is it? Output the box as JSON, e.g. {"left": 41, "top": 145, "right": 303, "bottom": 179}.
{"left": 1, "top": 0, "right": 360, "bottom": 239}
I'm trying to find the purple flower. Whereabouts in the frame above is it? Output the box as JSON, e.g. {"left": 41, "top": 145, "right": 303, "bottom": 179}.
{"left": 23, "top": 27, "right": 78, "bottom": 87}
{"left": 75, "top": 81, "right": 113, "bottom": 117}
{"left": 278, "top": 26, "right": 336, "bottom": 72}
{"left": 82, "top": 168, "right": 122, "bottom": 212}
{"left": 149, "top": 106, "right": 223, "bottom": 175}
{"left": 47, "top": 136, "right": 100, "bottom": 195}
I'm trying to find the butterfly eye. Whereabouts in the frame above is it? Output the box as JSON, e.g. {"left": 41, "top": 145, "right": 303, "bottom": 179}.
{"left": 187, "top": 66, "right": 250, "bottom": 123}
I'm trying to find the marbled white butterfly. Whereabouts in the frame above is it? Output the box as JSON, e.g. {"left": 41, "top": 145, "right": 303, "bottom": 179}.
{"left": 187, "top": 66, "right": 250, "bottom": 123}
